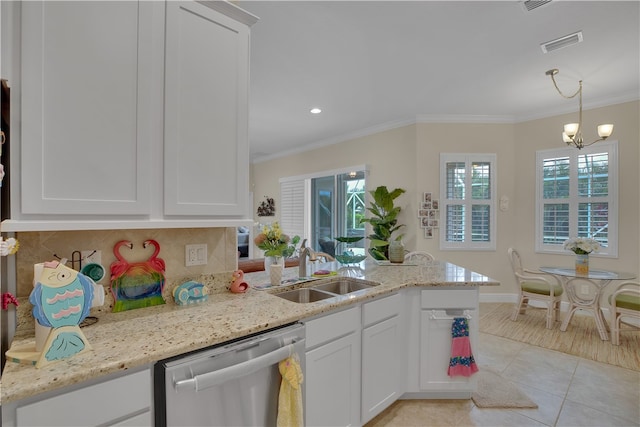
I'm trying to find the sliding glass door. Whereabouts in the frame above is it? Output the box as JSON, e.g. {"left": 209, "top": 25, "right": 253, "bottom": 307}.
{"left": 311, "top": 171, "right": 366, "bottom": 256}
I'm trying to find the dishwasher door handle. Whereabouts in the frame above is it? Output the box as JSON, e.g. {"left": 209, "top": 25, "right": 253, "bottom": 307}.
{"left": 174, "top": 341, "right": 301, "bottom": 392}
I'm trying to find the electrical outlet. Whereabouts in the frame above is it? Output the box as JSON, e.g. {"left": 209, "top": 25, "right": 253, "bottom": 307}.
{"left": 81, "top": 250, "right": 102, "bottom": 266}
{"left": 185, "top": 244, "right": 207, "bottom": 266}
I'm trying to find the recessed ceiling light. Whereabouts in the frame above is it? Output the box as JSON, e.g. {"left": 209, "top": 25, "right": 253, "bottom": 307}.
{"left": 310, "top": 108, "right": 322, "bottom": 114}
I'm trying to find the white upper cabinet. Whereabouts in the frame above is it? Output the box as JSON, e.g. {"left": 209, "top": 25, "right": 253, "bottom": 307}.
{"left": 4, "top": 0, "right": 257, "bottom": 231}
{"left": 19, "top": 1, "right": 159, "bottom": 216}
{"left": 164, "top": 1, "right": 251, "bottom": 216}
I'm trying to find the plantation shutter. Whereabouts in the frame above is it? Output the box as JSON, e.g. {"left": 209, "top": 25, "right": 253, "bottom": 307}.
{"left": 280, "top": 179, "right": 305, "bottom": 241}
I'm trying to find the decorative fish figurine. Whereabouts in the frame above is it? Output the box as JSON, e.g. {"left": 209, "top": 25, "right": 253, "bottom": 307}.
{"left": 174, "top": 281, "right": 208, "bottom": 305}
{"left": 29, "top": 260, "right": 94, "bottom": 367}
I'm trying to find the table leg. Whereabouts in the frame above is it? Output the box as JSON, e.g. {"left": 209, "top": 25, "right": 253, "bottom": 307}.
{"left": 592, "top": 307, "right": 609, "bottom": 341}
{"left": 559, "top": 277, "right": 610, "bottom": 340}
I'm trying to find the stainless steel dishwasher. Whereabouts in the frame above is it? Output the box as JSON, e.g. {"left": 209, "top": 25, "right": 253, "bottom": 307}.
{"left": 154, "top": 322, "right": 305, "bottom": 426}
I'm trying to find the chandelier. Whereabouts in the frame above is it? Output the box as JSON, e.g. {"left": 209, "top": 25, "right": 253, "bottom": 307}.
{"left": 545, "top": 69, "right": 614, "bottom": 149}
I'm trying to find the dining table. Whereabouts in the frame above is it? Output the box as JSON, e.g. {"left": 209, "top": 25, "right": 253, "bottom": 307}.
{"left": 539, "top": 266, "right": 636, "bottom": 340}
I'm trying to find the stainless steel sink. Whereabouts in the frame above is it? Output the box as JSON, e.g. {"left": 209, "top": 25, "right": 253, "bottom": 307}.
{"left": 274, "top": 277, "right": 379, "bottom": 303}
{"left": 275, "top": 288, "right": 336, "bottom": 303}
{"left": 311, "top": 278, "right": 378, "bottom": 294}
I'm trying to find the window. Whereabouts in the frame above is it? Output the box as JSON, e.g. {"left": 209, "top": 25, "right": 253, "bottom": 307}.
{"left": 535, "top": 141, "right": 618, "bottom": 256}
{"left": 440, "top": 154, "right": 496, "bottom": 250}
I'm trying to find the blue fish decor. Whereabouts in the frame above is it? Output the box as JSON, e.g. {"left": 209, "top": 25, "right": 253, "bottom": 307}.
{"left": 29, "top": 260, "right": 94, "bottom": 368}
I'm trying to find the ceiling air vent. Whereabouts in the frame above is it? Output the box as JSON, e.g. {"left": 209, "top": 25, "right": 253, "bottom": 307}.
{"left": 541, "top": 31, "right": 583, "bottom": 53}
{"left": 522, "top": 0, "right": 552, "bottom": 12}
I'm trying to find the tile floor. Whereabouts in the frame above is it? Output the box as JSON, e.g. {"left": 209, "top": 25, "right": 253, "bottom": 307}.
{"left": 366, "top": 332, "right": 640, "bottom": 426}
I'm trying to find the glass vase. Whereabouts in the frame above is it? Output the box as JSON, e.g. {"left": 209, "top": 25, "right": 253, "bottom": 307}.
{"left": 575, "top": 253, "right": 589, "bottom": 276}
{"left": 264, "top": 256, "right": 276, "bottom": 271}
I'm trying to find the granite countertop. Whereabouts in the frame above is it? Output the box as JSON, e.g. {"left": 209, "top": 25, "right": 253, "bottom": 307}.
{"left": 1, "top": 260, "right": 498, "bottom": 404}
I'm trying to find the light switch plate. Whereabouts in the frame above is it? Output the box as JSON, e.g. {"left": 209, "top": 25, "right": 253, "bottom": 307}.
{"left": 185, "top": 244, "right": 207, "bottom": 266}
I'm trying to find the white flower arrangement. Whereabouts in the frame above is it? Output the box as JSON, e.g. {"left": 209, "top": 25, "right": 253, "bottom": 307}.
{"left": 563, "top": 237, "right": 600, "bottom": 255}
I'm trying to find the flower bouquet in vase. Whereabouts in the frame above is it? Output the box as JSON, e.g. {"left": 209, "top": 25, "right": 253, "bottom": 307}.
{"left": 254, "top": 222, "right": 300, "bottom": 286}
{"left": 563, "top": 237, "right": 600, "bottom": 275}
{"left": 335, "top": 236, "right": 366, "bottom": 277}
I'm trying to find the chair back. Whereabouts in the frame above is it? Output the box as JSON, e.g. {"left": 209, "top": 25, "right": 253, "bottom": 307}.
{"left": 404, "top": 251, "right": 434, "bottom": 263}
{"left": 507, "top": 247, "right": 524, "bottom": 278}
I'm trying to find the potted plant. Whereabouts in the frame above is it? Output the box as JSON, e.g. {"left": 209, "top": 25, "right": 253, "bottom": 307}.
{"left": 360, "top": 186, "right": 406, "bottom": 261}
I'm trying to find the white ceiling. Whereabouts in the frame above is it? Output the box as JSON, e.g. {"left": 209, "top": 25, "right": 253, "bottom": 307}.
{"left": 237, "top": 1, "right": 640, "bottom": 163}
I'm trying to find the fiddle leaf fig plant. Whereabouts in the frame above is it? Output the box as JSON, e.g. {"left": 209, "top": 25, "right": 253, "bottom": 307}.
{"left": 360, "top": 186, "right": 406, "bottom": 260}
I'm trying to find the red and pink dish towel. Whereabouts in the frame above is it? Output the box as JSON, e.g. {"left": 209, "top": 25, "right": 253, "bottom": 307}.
{"left": 448, "top": 317, "right": 479, "bottom": 377}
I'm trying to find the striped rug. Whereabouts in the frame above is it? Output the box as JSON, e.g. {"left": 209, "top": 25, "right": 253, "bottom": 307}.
{"left": 479, "top": 303, "right": 640, "bottom": 371}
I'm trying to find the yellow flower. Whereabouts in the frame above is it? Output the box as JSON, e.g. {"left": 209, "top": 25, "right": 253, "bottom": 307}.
{"left": 254, "top": 222, "right": 300, "bottom": 259}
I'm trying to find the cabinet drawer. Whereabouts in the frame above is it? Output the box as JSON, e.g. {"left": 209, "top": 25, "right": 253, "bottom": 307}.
{"left": 305, "top": 306, "right": 361, "bottom": 349}
{"left": 421, "top": 288, "right": 477, "bottom": 309}
{"left": 363, "top": 293, "right": 401, "bottom": 327}
{"left": 16, "top": 369, "right": 150, "bottom": 426}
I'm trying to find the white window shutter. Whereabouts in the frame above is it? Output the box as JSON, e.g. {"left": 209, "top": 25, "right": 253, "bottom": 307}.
{"left": 280, "top": 179, "right": 305, "bottom": 240}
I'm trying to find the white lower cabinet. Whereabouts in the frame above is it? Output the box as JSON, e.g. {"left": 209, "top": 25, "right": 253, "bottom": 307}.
{"left": 361, "top": 294, "right": 403, "bottom": 424}
{"left": 4, "top": 368, "right": 151, "bottom": 427}
{"left": 304, "top": 306, "right": 361, "bottom": 427}
{"left": 418, "top": 288, "right": 479, "bottom": 397}
{"left": 304, "top": 287, "right": 480, "bottom": 425}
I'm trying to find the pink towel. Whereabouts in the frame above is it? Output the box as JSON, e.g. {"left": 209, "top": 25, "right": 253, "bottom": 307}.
{"left": 447, "top": 317, "right": 479, "bottom": 377}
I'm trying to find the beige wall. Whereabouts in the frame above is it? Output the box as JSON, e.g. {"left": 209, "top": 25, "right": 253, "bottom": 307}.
{"left": 513, "top": 101, "right": 640, "bottom": 302}
{"left": 414, "top": 122, "right": 517, "bottom": 294}
{"left": 251, "top": 124, "right": 418, "bottom": 243}
{"left": 250, "top": 101, "right": 640, "bottom": 300}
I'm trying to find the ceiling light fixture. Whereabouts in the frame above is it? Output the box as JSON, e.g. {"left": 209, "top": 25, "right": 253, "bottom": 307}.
{"left": 310, "top": 107, "right": 322, "bottom": 114}
{"left": 545, "top": 68, "right": 614, "bottom": 150}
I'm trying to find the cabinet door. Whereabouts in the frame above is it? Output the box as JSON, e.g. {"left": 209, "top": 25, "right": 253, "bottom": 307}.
{"left": 361, "top": 315, "right": 402, "bottom": 424}
{"left": 20, "top": 1, "right": 157, "bottom": 215}
{"left": 419, "top": 310, "right": 478, "bottom": 392}
{"left": 305, "top": 332, "right": 361, "bottom": 427}
{"left": 164, "top": 1, "right": 250, "bottom": 216}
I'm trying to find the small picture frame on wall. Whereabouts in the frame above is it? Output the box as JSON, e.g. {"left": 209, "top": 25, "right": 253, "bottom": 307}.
{"left": 419, "top": 191, "right": 439, "bottom": 238}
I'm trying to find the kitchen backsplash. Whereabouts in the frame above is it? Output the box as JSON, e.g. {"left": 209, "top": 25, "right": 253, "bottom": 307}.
{"left": 12, "top": 227, "right": 239, "bottom": 332}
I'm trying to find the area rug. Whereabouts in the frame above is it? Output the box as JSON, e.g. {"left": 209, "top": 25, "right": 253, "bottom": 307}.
{"left": 471, "top": 367, "right": 538, "bottom": 409}
{"left": 479, "top": 303, "right": 640, "bottom": 371}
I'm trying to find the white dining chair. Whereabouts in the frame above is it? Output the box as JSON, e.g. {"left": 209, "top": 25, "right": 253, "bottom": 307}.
{"left": 404, "top": 251, "right": 434, "bottom": 263}
{"left": 508, "top": 248, "right": 563, "bottom": 329}
{"left": 608, "top": 281, "right": 640, "bottom": 345}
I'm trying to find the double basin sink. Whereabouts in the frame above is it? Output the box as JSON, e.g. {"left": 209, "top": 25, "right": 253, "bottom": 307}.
{"left": 274, "top": 277, "right": 379, "bottom": 303}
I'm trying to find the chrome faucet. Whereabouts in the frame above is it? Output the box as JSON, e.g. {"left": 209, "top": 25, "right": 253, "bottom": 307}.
{"left": 299, "top": 246, "right": 317, "bottom": 277}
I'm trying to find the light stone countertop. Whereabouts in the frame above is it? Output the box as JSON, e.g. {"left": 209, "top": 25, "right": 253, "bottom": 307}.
{"left": 0, "top": 260, "right": 498, "bottom": 404}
